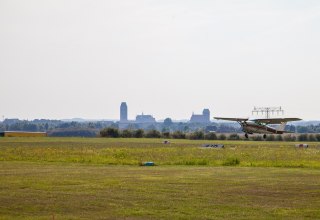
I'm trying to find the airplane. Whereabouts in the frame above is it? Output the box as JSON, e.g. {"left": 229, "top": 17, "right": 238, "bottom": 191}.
{"left": 214, "top": 117, "right": 302, "bottom": 139}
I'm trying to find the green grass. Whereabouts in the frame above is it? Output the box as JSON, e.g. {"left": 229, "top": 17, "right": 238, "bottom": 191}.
{"left": 0, "top": 162, "right": 320, "bottom": 219}
{"left": 0, "top": 137, "right": 320, "bottom": 219}
{"left": 0, "top": 137, "right": 319, "bottom": 168}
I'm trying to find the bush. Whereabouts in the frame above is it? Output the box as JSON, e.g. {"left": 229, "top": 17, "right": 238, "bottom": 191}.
{"left": 298, "top": 134, "right": 308, "bottom": 142}
{"left": 171, "top": 131, "right": 186, "bottom": 139}
{"left": 218, "top": 134, "right": 226, "bottom": 140}
{"left": 145, "top": 130, "right": 161, "bottom": 138}
{"left": 100, "top": 127, "right": 120, "bottom": 138}
{"left": 308, "top": 134, "right": 316, "bottom": 142}
{"left": 188, "top": 131, "right": 204, "bottom": 140}
{"left": 204, "top": 132, "right": 217, "bottom": 140}
{"left": 316, "top": 134, "right": 320, "bottom": 142}
{"left": 266, "top": 135, "right": 275, "bottom": 141}
{"left": 283, "top": 135, "right": 296, "bottom": 142}
{"left": 228, "top": 133, "right": 240, "bottom": 140}
{"left": 251, "top": 135, "right": 263, "bottom": 141}
{"left": 161, "top": 131, "right": 171, "bottom": 138}
{"left": 133, "top": 129, "right": 144, "bottom": 138}
{"left": 121, "top": 129, "right": 132, "bottom": 138}
{"left": 275, "top": 135, "right": 283, "bottom": 141}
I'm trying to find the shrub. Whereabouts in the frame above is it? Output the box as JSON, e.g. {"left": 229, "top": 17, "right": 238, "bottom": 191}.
{"left": 204, "top": 132, "right": 217, "bottom": 140}
{"left": 218, "top": 134, "right": 226, "bottom": 140}
{"left": 100, "top": 127, "right": 119, "bottom": 138}
{"left": 308, "top": 134, "right": 316, "bottom": 142}
{"left": 283, "top": 135, "right": 296, "bottom": 142}
{"left": 298, "top": 134, "right": 308, "bottom": 142}
{"left": 171, "top": 131, "right": 186, "bottom": 139}
{"left": 188, "top": 131, "right": 204, "bottom": 140}
{"left": 316, "top": 134, "right": 320, "bottom": 141}
{"left": 275, "top": 135, "right": 283, "bottom": 141}
{"left": 266, "top": 135, "right": 275, "bottom": 141}
{"left": 251, "top": 135, "right": 263, "bottom": 141}
{"left": 121, "top": 129, "right": 132, "bottom": 138}
{"left": 161, "top": 131, "right": 171, "bottom": 138}
{"left": 133, "top": 129, "right": 144, "bottom": 138}
{"left": 228, "top": 133, "right": 240, "bottom": 140}
{"left": 145, "top": 130, "right": 161, "bottom": 138}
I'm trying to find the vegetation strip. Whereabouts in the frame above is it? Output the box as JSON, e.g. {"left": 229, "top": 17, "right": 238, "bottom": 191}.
{"left": 0, "top": 137, "right": 320, "bottom": 168}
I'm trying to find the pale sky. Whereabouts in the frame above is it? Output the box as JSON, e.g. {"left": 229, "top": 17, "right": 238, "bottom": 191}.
{"left": 1, "top": 0, "right": 320, "bottom": 121}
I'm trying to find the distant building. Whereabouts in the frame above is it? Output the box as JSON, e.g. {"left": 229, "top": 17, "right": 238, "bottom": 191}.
{"left": 190, "top": 109, "right": 210, "bottom": 123}
{"left": 118, "top": 102, "right": 157, "bottom": 129}
{"left": 136, "top": 113, "right": 156, "bottom": 124}
{"left": 120, "top": 102, "right": 128, "bottom": 122}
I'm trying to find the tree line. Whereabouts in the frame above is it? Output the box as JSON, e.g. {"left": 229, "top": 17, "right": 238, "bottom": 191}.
{"left": 2, "top": 119, "right": 320, "bottom": 138}
{"left": 100, "top": 128, "right": 320, "bottom": 142}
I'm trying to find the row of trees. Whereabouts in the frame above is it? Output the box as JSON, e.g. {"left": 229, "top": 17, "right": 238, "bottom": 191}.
{"left": 100, "top": 128, "right": 320, "bottom": 142}
{"left": 2, "top": 118, "right": 320, "bottom": 134}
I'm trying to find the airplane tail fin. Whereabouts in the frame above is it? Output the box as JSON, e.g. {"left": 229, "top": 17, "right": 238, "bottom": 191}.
{"left": 277, "top": 122, "right": 287, "bottom": 131}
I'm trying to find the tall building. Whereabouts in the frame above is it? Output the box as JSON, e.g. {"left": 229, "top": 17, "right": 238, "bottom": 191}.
{"left": 190, "top": 108, "right": 211, "bottom": 123}
{"left": 202, "top": 109, "right": 210, "bottom": 122}
{"left": 120, "top": 102, "right": 128, "bottom": 122}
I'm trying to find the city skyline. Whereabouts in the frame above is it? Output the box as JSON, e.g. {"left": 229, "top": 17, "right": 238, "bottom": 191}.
{"left": 1, "top": 101, "right": 317, "bottom": 123}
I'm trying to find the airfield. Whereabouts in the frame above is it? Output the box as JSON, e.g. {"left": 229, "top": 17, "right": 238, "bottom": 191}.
{"left": 0, "top": 137, "right": 320, "bottom": 219}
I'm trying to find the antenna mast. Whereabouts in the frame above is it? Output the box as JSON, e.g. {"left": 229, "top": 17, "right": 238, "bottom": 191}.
{"left": 252, "top": 107, "right": 284, "bottom": 119}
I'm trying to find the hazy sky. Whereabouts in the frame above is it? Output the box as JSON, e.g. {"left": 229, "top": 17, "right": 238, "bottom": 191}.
{"left": 1, "top": 0, "right": 320, "bottom": 120}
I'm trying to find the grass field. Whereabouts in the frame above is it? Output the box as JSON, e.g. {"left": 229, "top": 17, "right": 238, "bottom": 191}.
{"left": 0, "top": 137, "right": 320, "bottom": 219}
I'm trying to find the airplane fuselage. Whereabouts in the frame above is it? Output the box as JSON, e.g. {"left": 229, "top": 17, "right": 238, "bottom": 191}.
{"left": 240, "top": 121, "right": 284, "bottom": 135}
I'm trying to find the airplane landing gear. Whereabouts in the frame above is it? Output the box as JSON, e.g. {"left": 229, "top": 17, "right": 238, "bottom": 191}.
{"left": 245, "top": 133, "right": 249, "bottom": 139}
{"left": 263, "top": 134, "right": 267, "bottom": 139}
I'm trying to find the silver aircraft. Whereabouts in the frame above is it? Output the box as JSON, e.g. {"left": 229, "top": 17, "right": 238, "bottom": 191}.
{"left": 214, "top": 117, "right": 302, "bottom": 139}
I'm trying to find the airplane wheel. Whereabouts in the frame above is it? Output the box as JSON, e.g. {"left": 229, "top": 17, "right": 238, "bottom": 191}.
{"left": 263, "top": 134, "right": 267, "bottom": 139}
{"left": 245, "top": 134, "right": 249, "bottom": 139}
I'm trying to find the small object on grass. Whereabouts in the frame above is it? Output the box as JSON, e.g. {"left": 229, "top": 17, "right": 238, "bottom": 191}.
{"left": 142, "top": 161, "right": 155, "bottom": 166}
{"left": 295, "top": 144, "right": 308, "bottom": 148}
{"left": 163, "top": 140, "right": 170, "bottom": 144}
{"left": 202, "top": 144, "right": 224, "bottom": 148}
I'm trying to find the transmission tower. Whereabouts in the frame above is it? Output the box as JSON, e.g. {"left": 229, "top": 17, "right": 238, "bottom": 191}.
{"left": 252, "top": 107, "right": 284, "bottom": 119}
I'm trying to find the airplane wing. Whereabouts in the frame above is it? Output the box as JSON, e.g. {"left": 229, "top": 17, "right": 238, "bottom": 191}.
{"left": 252, "top": 118, "right": 302, "bottom": 124}
{"left": 214, "top": 117, "right": 249, "bottom": 122}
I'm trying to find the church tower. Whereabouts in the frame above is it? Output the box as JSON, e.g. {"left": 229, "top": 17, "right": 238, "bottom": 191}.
{"left": 120, "top": 102, "right": 128, "bottom": 122}
{"left": 203, "top": 109, "right": 210, "bottom": 123}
